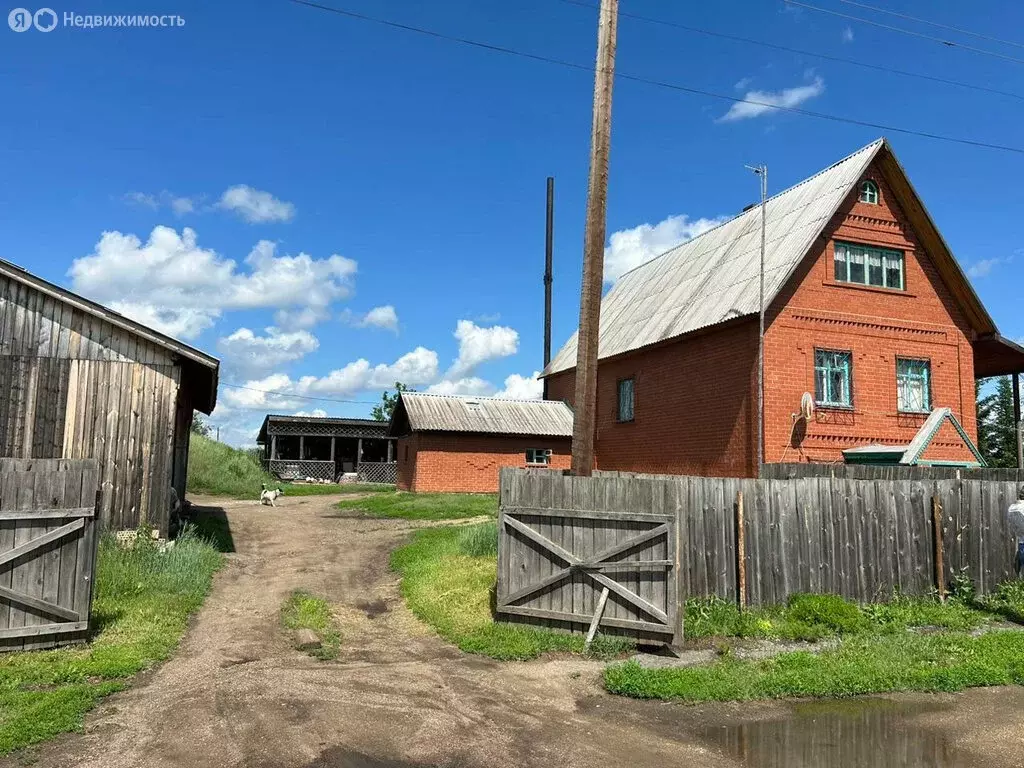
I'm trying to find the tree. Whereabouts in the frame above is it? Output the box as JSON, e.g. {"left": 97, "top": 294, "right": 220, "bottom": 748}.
{"left": 191, "top": 413, "right": 213, "bottom": 438}
{"left": 977, "top": 376, "right": 1018, "bottom": 468}
{"left": 371, "top": 382, "right": 412, "bottom": 422}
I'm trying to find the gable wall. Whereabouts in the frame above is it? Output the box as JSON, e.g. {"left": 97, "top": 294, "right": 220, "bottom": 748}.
{"left": 764, "top": 159, "right": 978, "bottom": 465}
{"left": 918, "top": 418, "right": 980, "bottom": 464}
{"left": 0, "top": 275, "right": 184, "bottom": 533}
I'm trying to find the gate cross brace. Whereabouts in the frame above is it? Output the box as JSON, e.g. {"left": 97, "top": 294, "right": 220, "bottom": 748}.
{"left": 500, "top": 516, "right": 670, "bottom": 624}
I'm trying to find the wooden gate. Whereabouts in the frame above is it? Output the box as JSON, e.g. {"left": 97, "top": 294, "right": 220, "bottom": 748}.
{"left": 496, "top": 470, "right": 680, "bottom": 645}
{"left": 0, "top": 458, "right": 100, "bottom": 651}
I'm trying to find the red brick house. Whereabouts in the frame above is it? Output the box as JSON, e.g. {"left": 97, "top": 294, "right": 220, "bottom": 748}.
{"left": 543, "top": 138, "right": 1024, "bottom": 477}
{"left": 389, "top": 393, "right": 573, "bottom": 492}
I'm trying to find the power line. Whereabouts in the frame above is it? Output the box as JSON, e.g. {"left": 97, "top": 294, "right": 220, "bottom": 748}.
{"left": 555, "top": 0, "right": 1024, "bottom": 103}
{"left": 287, "top": 0, "right": 1024, "bottom": 155}
{"left": 837, "top": 0, "right": 1024, "bottom": 51}
{"left": 221, "top": 381, "right": 378, "bottom": 405}
{"left": 786, "top": 0, "right": 1024, "bottom": 66}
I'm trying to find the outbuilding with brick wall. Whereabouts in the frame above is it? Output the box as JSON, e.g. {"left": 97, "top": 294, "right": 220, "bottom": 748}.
{"left": 388, "top": 392, "right": 573, "bottom": 493}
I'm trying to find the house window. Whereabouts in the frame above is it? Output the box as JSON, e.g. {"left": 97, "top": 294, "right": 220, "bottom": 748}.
{"left": 897, "top": 358, "right": 931, "bottom": 413}
{"left": 859, "top": 180, "right": 879, "bottom": 204}
{"left": 834, "top": 241, "right": 904, "bottom": 290}
{"left": 617, "top": 377, "right": 635, "bottom": 422}
{"left": 815, "top": 350, "right": 853, "bottom": 408}
{"left": 526, "top": 448, "right": 550, "bottom": 465}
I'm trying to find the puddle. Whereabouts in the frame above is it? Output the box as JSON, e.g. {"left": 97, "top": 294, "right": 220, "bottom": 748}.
{"left": 701, "top": 698, "right": 970, "bottom": 767}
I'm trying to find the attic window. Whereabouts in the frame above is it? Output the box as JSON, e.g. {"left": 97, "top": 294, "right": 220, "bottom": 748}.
{"left": 859, "top": 179, "right": 879, "bottom": 205}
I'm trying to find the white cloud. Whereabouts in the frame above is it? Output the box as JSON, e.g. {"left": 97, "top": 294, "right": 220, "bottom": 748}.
{"left": 718, "top": 76, "right": 825, "bottom": 122}
{"left": 217, "top": 185, "right": 295, "bottom": 223}
{"left": 427, "top": 377, "right": 495, "bottom": 396}
{"left": 604, "top": 213, "right": 726, "bottom": 283}
{"left": 218, "top": 326, "right": 319, "bottom": 378}
{"left": 495, "top": 372, "right": 544, "bottom": 400}
{"left": 841, "top": 26, "right": 854, "bottom": 42}
{"left": 448, "top": 320, "right": 519, "bottom": 377}
{"left": 68, "top": 226, "right": 357, "bottom": 340}
{"left": 734, "top": 77, "right": 753, "bottom": 91}
{"left": 123, "top": 190, "right": 199, "bottom": 216}
{"left": 274, "top": 306, "right": 331, "bottom": 330}
{"left": 293, "top": 408, "right": 327, "bottom": 418}
{"left": 968, "top": 258, "right": 1003, "bottom": 278}
{"left": 346, "top": 305, "right": 399, "bottom": 332}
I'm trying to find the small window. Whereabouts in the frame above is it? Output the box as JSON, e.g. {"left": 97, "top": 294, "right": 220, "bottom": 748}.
{"left": 897, "top": 358, "right": 931, "bottom": 413}
{"left": 815, "top": 350, "right": 853, "bottom": 408}
{"left": 834, "top": 241, "right": 904, "bottom": 290}
{"left": 526, "top": 448, "right": 550, "bottom": 465}
{"left": 859, "top": 179, "right": 879, "bottom": 204}
{"left": 617, "top": 377, "right": 635, "bottom": 422}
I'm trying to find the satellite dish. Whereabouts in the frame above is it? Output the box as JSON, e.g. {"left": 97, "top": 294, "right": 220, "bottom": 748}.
{"left": 799, "top": 392, "right": 815, "bottom": 420}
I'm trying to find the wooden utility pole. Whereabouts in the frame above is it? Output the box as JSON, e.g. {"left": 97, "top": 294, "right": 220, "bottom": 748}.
{"left": 543, "top": 177, "right": 555, "bottom": 401}
{"left": 571, "top": 0, "right": 618, "bottom": 477}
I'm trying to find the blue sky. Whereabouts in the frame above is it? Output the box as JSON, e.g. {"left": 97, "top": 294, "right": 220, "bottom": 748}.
{"left": 2, "top": 0, "right": 1023, "bottom": 444}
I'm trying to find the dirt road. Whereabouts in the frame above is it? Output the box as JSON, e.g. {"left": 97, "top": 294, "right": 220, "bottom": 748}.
{"left": 13, "top": 495, "right": 1024, "bottom": 768}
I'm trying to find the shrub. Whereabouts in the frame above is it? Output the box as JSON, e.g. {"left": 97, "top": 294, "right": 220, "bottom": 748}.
{"left": 786, "top": 593, "right": 866, "bottom": 635}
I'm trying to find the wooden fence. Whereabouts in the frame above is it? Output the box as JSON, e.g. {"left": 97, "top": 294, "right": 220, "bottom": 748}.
{"left": 496, "top": 468, "right": 1024, "bottom": 642}
{"left": 762, "top": 462, "right": 1024, "bottom": 482}
{"left": 0, "top": 458, "right": 100, "bottom": 651}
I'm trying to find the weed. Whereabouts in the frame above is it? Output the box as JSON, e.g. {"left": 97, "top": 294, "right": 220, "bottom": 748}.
{"left": 786, "top": 594, "right": 867, "bottom": 635}
{"left": 280, "top": 590, "right": 342, "bottom": 661}
{"left": 456, "top": 521, "right": 498, "bottom": 557}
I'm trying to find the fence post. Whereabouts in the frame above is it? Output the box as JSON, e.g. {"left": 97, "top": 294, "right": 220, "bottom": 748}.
{"left": 736, "top": 490, "right": 746, "bottom": 609}
{"left": 932, "top": 493, "right": 946, "bottom": 603}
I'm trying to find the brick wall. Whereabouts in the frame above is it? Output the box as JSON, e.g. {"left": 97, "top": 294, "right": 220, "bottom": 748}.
{"left": 546, "top": 319, "right": 758, "bottom": 477}
{"left": 397, "top": 432, "right": 571, "bottom": 493}
{"left": 918, "top": 417, "right": 980, "bottom": 464}
{"left": 764, "top": 159, "right": 978, "bottom": 465}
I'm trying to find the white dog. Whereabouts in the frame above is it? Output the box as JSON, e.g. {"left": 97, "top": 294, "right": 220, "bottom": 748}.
{"left": 260, "top": 484, "right": 284, "bottom": 507}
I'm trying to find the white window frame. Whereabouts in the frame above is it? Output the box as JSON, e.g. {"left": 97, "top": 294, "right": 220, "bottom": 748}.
{"left": 896, "top": 358, "right": 931, "bottom": 413}
{"left": 859, "top": 179, "right": 879, "bottom": 204}
{"left": 525, "top": 448, "right": 551, "bottom": 466}
{"left": 834, "top": 241, "right": 904, "bottom": 290}
{"left": 815, "top": 349, "right": 853, "bottom": 408}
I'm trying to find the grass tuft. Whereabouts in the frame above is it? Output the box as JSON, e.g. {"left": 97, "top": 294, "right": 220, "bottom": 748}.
{"left": 338, "top": 492, "right": 497, "bottom": 521}
{"left": 0, "top": 527, "right": 222, "bottom": 754}
{"left": 456, "top": 521, "right": 498, "bottom": 557}
{"left": 391, "top": 526, "right": 633, "bottom": 660}
{"left": 280, "top": 590, "right": 341, "bottom": 660}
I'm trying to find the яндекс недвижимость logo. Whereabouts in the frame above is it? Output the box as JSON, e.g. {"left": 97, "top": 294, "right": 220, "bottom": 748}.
{"left": 8, "top": 7, "right": 56, "bottom": 31}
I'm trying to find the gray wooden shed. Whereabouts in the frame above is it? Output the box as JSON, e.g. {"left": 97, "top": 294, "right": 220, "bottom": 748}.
{"left": 0, "top": 259, "right": 219, "bottom": 534}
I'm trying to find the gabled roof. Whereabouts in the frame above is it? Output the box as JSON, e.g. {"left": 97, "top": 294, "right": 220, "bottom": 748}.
{"left": 389, "top": 392, "right": 574, "bottom": 438}
{"left": 544, "top": 138, "right": 997, "bottom": 377}
{"left": 842, "top": 408, "right": 985, "bottom": 467}
{"left": 256, "top": 414, "right": 389, "bottom": 444}
{"left": 0, "top": 259, "right": 220, "bottom": 412}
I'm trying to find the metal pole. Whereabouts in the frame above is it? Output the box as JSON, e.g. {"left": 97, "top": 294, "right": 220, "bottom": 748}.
{"left": 571, "top": 0, "right": 618, "bottom": 478}
{"left": 544, "top": 176, "right": 554, "bottom": 369}
{"left": 745, "top": 164, "right": 768, "bottom": 474}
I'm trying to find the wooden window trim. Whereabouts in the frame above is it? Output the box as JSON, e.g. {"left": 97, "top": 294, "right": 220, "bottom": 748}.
{"left": 896, "top": 356, "right": 932, "bottom": 415}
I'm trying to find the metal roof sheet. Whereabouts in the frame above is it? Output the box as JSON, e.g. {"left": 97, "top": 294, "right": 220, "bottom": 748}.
{"left": 544, "top": 139, "right": 885, "bottom": 376}
{"left": 395, "top": 392, "right": 574, "bottom": 437}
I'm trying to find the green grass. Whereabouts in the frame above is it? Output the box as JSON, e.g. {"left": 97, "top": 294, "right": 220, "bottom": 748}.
{"left": 338, "top": 492, "right": 498, "bottom": 521}
{"left": 280, "top": 590, "right": 341, "bottom": 660}
{"left": 0, "top": 527, "right": 222, "bottom": 754}
{"left": 187, "top": 433, "right": 394, "bottom": 499}
{"left": 391, "top": 526, "right": 633, "bottom": 660}
{"left": 683, "top": 593, "right": 991, "bottom": 642}
{"left": 456, "top": 520, "right": 498, "bottom": 557}
{"left": 604, "top": 630, "right": 1024, "bottom": 702}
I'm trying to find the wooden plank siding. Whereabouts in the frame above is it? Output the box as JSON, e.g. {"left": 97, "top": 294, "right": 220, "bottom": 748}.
{"left": 0, "top": 274, "right": 192, "bottom": 534}
{"left": 499, "top": 469, "right": 1024, "bottom": 637}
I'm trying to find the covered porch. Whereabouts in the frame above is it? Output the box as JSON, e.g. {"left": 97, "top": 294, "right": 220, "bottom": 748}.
{"left": 974, "top": 333, "right": 1024, "bottom": 467}
{"left": 257, "top": 415, "right": 397, "bottom": 483}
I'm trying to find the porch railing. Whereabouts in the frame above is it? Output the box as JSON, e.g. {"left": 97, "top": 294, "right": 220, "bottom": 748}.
{"left": 356, "top": 462, "right": 397, "bottom": 484}
{"left": 268, "top": 459, "right": 335, "bottom": 482}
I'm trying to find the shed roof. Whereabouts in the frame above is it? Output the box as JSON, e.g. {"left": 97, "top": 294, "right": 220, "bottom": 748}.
{"left": 256, "top": 414, "right": 389, "bottom": 443}
{"left": 0, "top": 259, "right": 220, "bottom": 412}
{"left": 389, "top": 392, "right": 574, "bottom": 438}
{"left": 544, "top": 138, "right": 996, "bottom": 376}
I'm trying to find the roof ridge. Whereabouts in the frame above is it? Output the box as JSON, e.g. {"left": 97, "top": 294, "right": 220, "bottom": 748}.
{"left": 612, "top": 138, "right": 885, "bottom": 284}
{"left": 404, "top": 391, "right": 564, "bottom": 405}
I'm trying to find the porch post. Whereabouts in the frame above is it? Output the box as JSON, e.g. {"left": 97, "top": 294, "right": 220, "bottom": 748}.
{"left": 387, "top": 439, "right": 393, "bottom": 463}
{"left": 357, "top": 438, "right": 363, "bottom": 470}
{"left": 270, "top": 435, "right": 277, "bottom": 461}
{"left": 1015, "top": 372, "right": 1022, "bottom": 469}
{"left": 330, "top": 436, "right": 335, "bottom": 462}
{"left": 299, "top": 435, "right": 305, "bottom": 460}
